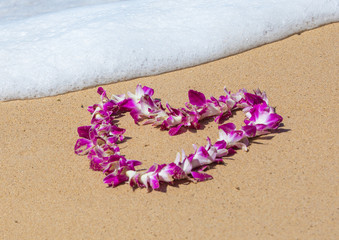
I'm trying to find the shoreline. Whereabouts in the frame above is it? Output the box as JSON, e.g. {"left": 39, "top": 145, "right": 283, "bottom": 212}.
{"left": 0, "top": 23, "right": 338, "bottom": 239}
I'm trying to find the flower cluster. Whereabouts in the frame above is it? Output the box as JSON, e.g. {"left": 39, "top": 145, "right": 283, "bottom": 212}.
{"left": 75, "top": 85, "right": 283, "bottom": 191}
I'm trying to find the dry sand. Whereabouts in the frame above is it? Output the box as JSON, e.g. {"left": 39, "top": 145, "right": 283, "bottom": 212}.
{"left": 0, "top": 23, "right": 338, "bottom": 239}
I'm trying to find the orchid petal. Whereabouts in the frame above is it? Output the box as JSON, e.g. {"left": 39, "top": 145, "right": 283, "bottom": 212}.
{"left": 191, "top": 171, "right": 213, "bottom": 182}
{"left": 77, "top": 126, "right": 91, "bottom": 139}
{"left": 188, "top": 90, "right": 206, "bottom": 107}
{"left": 142, "top": 86, "right": 154, "bottom": 96}
{"left": 103, "top": 173, "right": 128, "bottom": 187}
{"left": 244, "top": 92, "right": 264, "bottom": 106}
{"left": 169, "top": 124, "right": 184, "bottom": 136}
{"left": 242, "top": 125, "right": 257, "bottom": 138}
{"left": 74, "top": 138, "right": 94, "bottom": 155}
{"left": 218, "top": 122, "right": 236, "bottom": 132}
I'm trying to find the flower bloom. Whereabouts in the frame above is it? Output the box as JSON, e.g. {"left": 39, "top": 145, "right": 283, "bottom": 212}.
{"left": 74, "top": 85, "right": 283, "bottom": 190}
{"left": 244, "top": 102, "right": 283, "bottom": 135}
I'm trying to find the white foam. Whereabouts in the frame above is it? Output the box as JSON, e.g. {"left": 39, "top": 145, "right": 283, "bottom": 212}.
{"left": 0, "top": 0, "right": 338, "bottom": 101}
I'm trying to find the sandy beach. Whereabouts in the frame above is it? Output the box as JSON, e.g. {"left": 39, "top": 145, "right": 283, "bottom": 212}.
{"left": 0, "top": 23, "right": 338, "bottom": 239}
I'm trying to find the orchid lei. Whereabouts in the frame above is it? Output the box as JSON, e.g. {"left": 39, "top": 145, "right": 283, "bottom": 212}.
{"left": 75, "top": 85, "right": 283, "bottom": 191}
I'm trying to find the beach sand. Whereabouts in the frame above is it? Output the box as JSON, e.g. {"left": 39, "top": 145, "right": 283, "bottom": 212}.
{"left": 0, "top": 23, "right": 338, "bottom": 239}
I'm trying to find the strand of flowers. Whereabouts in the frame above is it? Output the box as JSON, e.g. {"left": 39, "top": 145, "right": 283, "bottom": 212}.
{"left": 74, "top": 84, "right": 283, "bottom": 190}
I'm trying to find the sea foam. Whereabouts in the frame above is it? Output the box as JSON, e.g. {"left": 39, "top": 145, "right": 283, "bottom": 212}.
{"left": 0, "top": 0, "right": 338, "bottom": 101}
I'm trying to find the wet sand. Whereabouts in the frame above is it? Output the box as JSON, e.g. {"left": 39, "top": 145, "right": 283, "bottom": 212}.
{"left": 0, "top": 23, "right": 338, "bottom": 239}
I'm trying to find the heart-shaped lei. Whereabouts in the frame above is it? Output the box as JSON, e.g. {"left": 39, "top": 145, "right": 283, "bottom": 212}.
{"left": 75, "top": 85, "right": 283, "bottom": 191}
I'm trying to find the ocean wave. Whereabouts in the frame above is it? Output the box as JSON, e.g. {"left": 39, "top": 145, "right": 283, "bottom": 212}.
{"left": 0, "top": 0, "right": 338, "bottom": 101}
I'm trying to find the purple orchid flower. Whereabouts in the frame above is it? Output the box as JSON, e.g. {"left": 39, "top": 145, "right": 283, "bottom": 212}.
{"left": 218, "top": 123, "right": 249, "bottom": 151}
{"left": 75, "top": 85, "right": 283, "bottom": 191}
{"left": 103, "top": 156, "right": 142, "bottom": 187}
{"left": 244, "top": 102, "right": 283, "bottom": 135}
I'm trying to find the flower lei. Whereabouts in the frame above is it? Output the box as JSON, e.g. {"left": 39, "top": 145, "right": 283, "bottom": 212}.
{"left": 75, "top": 85, "right": 283, "bottom": 191}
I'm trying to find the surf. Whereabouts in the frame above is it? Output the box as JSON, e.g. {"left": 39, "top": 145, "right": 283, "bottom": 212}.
{"left": 0, "top": 0, "right": 338, "bottom": 101}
